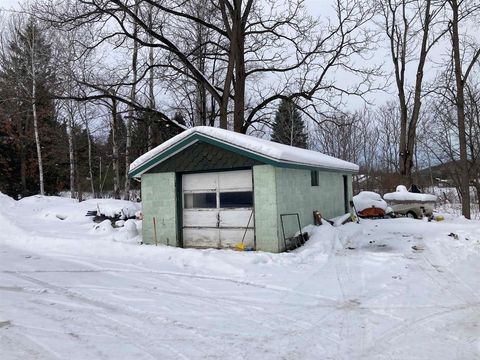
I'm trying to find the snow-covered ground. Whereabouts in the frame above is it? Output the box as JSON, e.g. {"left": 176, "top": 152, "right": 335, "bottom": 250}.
{"left": 0, "top": 194, "right": 479, "bottom": 359}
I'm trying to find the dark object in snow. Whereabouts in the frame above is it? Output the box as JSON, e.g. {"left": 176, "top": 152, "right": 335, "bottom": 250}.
{"left": 347, "top": 247, "right": 356, "bottom": 250}
{"left": 313, "top": 210, "right": 334, "bottom": 226}
{"left": 349, "top": 200, "right": 361, "bottom": 223}
{"left": 329, "top": 213, "right": 353, "bottom": 227}
{"left": 448, "top": 233, "right": 459, "bottom": 240}
{"left": 409, "top": 184, "right": 421, "bottom": 193}
{"left": 357, "top": 207, "right": 386, "bottom": 218}
{"left": 0, "top": 320, "right": 11, "bottom": 328}
{"left": 280, "top": 213, "right": 309, "bottom": 251}
{"left": 412, "top": 245, "right": 424, "bottom": 251}
{"left": 86, "top": 209, "right": 135, "bottom": 225}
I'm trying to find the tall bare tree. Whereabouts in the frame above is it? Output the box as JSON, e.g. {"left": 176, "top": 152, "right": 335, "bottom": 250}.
{"left": 36, "top": 0, "right": 379, "bottom": 134}
{"left": 445, "top": 0, "right": 480, "bottom": 218}
{"left": 378, "top": 0, "right": 447, "bottom": 183}
{"left": 124, "top": 0, "right": 139, "bottom": 200}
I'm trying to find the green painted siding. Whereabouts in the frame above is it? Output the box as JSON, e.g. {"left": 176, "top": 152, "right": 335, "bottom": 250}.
{"left": 140, "top": 165, "right": 353, "bottom": 253}
{"left": 141, "top": 173, "right": 178, "bottom": 246}
{"left": 275, "top": 168, "right": 352, "bottom": 250}
{"left": 253, "top": 165, "right": 280, "bottom": 252}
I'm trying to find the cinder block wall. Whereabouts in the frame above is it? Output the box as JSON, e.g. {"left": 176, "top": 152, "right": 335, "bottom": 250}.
{"left": 275, "top": 168, "right": 352, "bottom": 249}
{"left": 140, "top": 167, "right": 353, "bottom": 253}
{"left": 141, "top": 173, "right": 178, "bottom": 246}
{"left": 253, "top": 165, "right": 280, "bottom": 252}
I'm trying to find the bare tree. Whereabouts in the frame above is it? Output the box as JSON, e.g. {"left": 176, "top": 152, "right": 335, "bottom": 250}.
{"left": 376, "top": 102, "right": 401, "bottom": 174}
{"left": 378, "top": 0, "right": 447, "bottom": 183}
{"left": 35, "top": 0, "right": 379, "bottom": 134}
{"left": 446, "top": 0, "right": 480, "bottom": 219}
{"left": 124, "top": 0, "right": 139, "bottom": 200}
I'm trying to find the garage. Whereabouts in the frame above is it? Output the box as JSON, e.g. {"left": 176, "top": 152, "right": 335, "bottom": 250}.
{"left": 130, "top": 126, "right": 358, "bottom": 252}
{"left": 182, "top": 169, "right": 255, "bottom": 249}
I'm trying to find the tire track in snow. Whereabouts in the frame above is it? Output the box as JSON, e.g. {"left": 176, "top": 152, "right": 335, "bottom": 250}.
{"left": 2, "top": 267, "right": 339, "bottom": 304}
{"left": 4, "top": 272, "right": 216, "bottom": 359}
{"left": 8, "top": 269, "right": 331, "bottom": 359}
{"left": 3, "top": 266, "right": 346, "bottom": 357}
{"left": 360, "top": 301, "right": 480, "bottom": 357}
{"left": 421, "top": 253, "right": 480, "bottom": 302}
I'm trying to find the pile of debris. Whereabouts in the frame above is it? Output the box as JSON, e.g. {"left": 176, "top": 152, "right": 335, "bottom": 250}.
{"left": 86, "top": 203, "right": 140, "bottom": 226}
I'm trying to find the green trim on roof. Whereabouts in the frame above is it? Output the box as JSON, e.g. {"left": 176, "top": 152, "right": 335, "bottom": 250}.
{"left": 129, "top": 133, "right": 358, "bottom": 178}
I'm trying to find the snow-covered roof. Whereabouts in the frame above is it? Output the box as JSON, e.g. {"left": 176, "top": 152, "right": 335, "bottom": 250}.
{"left": 129, "top": 126, "right": 359, "bottom": 178}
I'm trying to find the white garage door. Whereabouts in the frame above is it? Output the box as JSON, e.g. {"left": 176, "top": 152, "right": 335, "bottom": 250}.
{"left": 182, "top": 170, "right": 255, "bottom": 249}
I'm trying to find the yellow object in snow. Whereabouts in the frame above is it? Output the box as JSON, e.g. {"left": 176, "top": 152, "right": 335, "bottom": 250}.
{"left": 234, "top": 243, "right": 245, "bottom": 251}
{"left": 435, "top": 215, "right": 445, "bottom": 222}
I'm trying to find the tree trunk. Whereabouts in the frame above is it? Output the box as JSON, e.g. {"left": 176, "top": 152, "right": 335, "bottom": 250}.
{"left": 111, "top": 99, "right": 121, "bottom": 200}
{"left": 31, "top": 29, "right": 44, "bottom": 196}
{"left": 20, "top": 142, "right": 27, "bottom": 196}
{"left": 124, "top": 0, "right": 139, "bottom": 201}
{"left": 194, "top": 15, "right": 207, "bottom": 126}
{"left": 450, "top": 0, "right": 471, "bottom": 219}
{"left": 147, "top": 7, "right": 155, "bottom": 150}
{"left": 75, "top": 154, "right": 82, "bottom": 202}
{"left": 473, "top": 181, "right": 480, "bottom": 213}
{"left": 233, "top": 38, "right": 245, "bottom": 133}
{"left": 67, "top": 111, "right": 75, "bottom": 198}
{"left": 84, "top": 113, "right": 95, "bottom": 197}
{"left": 404, "top": 0, "right": 432, "bottom": 186}
{"left": 389, "top": 0, "right": 433, "bottom": 185}
{"left": 219, "top": 48, "right": 234, "bottom": 130}
{"left": 233, "top": 0, "right": 246, "bottom": 133}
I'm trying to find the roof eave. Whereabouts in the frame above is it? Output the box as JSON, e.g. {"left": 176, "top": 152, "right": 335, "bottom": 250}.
{"left": 128, "top": 132, "right": 359, "bottom": 178}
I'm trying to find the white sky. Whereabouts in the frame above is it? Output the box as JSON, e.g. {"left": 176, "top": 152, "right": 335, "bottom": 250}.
{"left": 1, "top": 0, "right": 20, "bottom": 9}
{"left": 1, "top": 0, "right": 447, "bottom": 111}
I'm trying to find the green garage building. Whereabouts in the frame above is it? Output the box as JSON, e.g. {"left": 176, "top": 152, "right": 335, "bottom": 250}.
{"left": 129, "top": 126, "right": 358, "bottom": 253}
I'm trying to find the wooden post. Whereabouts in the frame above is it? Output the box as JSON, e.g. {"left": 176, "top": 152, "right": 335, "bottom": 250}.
{"left": 153, "top": 217, "right": 158, "bottom": 246}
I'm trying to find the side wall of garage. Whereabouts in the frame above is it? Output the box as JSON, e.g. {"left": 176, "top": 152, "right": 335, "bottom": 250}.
{"left": 274, "top": 168, "right": 352, "bottom": 250}
{"left": 141, "top": 172, "right": 178, "bottom": 246}
{"left": 253, "top": 165, "right": 280, "bottom": 252}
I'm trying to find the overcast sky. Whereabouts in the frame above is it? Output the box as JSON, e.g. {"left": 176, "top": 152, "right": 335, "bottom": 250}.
{"left": 1, "top": 0, "right": 20, "bottom": 9}
{"left": 0, "top": 0, "right": 393, "bottom": 110}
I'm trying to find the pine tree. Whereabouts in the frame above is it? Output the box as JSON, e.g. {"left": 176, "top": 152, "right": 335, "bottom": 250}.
{"left": 270, "top": 99, "right": 308, "bottom": 148}
{"left": 0, "top": 17, "right": 62, "bottom": 196}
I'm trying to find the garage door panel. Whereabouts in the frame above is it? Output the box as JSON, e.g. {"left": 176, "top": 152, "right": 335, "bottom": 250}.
{"left": 218, "top": 170, "right": 252, "bottom": 190}
{"left": 219, "top": 209, "right": 254, "bottom": 228}
{"left": 183, "top": 172, "right": 217, "bottom": 191}
{"left": 183, "top": 228, "right": 220, "bottom": 248}
{"left": 183, "top": 209, "right": 218, "bottom": 228}
{"left": 220, "top": 229, "right": 255, "bottom": 249}
{"left": 182, "top": 170, "right": 255, "bottom": 250}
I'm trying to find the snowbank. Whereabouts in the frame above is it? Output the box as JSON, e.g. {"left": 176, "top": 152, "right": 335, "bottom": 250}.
{"left": 352, "top": 191, "right": 387, "bottom": 212}
{"left": 384, "top": 185, "right": 437, "bottom": 202}
{"left": 33, "top": 198, "right": 141, "bottom": 222}
{"left": 93, "top": 199, "right": 141, "bottom": 219}
{"left": 0, "top": 192, "right": 16, "bottom": 208}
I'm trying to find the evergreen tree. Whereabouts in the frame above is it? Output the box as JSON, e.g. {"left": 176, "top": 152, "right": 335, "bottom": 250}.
{"left": 271, "top": 99, "right": 308, "bottom": 148}
{"left": 0, "top": 18, "right": 65, "bottom": 196}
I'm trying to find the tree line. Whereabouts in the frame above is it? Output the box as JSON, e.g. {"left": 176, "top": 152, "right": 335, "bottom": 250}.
{"left": 0, "top": 0, "right": 479, "bottom": 219}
